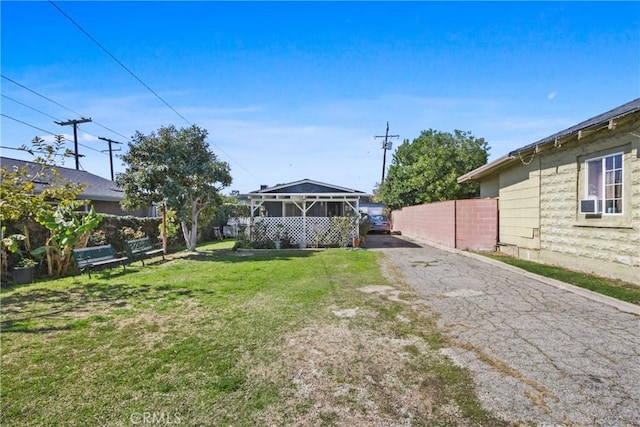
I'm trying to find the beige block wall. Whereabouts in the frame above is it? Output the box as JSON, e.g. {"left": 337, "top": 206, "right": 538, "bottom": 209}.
{"left": 537, "top": 118, "right": 640, "bottom": 284}
{"left": 497, "top": 159, "right": 541, "bottom": 250}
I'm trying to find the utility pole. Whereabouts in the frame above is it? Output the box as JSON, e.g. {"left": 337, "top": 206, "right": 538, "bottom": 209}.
{"left": 98, "top": 137, "right": 123, "bottom": 181}
{"left": 375, "top": 121, "right": 399, "bottom": 183}
{"left": 55, "top": 117, "right": 92, "bottom": 170}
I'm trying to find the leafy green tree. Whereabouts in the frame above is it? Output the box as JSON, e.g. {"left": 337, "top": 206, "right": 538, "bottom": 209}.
{"left": 116, "top": 125, "right": 232, "bottom": 251}
{"left": 375, "top": 129, "right": 489, "bottom": 210}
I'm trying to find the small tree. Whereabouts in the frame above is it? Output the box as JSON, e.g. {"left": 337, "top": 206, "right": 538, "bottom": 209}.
{"left": 116, "top": 125, "right": 232, "bottom": 251}
{"left": 33, "top": 205, "right": 103, "bottom": 277}
{"left": 0, "top": 136, "right": 86, "bottom": 274}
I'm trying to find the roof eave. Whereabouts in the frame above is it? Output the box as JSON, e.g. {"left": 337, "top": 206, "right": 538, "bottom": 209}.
{"left": 457, "top": 154, "right": 516, "bottom": 183}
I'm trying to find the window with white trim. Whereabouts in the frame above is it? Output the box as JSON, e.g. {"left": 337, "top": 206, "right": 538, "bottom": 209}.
{"left": 585, "top": 152, "right": 623, "bottom": 214}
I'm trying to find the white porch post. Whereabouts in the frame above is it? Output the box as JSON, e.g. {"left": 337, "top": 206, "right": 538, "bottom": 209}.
{"left": 302, "top": 200, "right": 307, "bottom": 247}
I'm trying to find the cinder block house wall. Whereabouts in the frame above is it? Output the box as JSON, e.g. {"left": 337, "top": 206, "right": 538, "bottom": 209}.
{"left": 466, "top": 111, "right": 640, "bottom": 285}
{"left": 496, "top": 160, "right": 542, "bottom": 260}
{"left": 457, "top": 99, "right": 640, "bottom": 285}
{"left": 536, "top": 118, "right": 640, "bottom": 284}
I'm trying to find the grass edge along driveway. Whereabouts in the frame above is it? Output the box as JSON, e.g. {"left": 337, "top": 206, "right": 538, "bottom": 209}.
{"left": 1, "top": 241, "right": 516, "bottom": 426}
{"left": 475, "top": 251, "right": 640, "bottom": 306}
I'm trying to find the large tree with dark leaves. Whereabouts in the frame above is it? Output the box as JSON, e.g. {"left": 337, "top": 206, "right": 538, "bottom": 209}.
{"left": 375, "top": 129, "right": 489, "bottom": 210}
{"left": 116, "top": 125, "right": 232, "bottom": 251}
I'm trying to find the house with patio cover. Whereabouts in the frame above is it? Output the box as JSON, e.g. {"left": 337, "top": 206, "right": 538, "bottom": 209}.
{"left": 246, "top": 179, "right": 370, "bottom": 247}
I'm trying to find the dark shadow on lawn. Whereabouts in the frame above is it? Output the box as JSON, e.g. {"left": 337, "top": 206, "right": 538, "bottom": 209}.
{"left": 0, "top": 280, "right": 195, "bottom": 334}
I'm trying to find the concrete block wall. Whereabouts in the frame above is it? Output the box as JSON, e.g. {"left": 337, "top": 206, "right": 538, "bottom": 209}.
{"left": 392, "top": 201, "right": 455, "bottom": 248}
{"left": 391, "top": 199, "right": 498, "bottom": 251}
{"left": 455, "top": 199, "right": 499, "bottom": 250}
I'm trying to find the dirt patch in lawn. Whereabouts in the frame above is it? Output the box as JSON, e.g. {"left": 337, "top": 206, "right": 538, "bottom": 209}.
{"left": 261, "top": 324, "right": 443, "bottom": 426}
{"left": 252, "top": 287, "right": 496, "bottom": 426}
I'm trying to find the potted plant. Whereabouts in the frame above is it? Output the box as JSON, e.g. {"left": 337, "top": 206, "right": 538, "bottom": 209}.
{"left": 12, "top": 257, "right": 37, "bottom": 284}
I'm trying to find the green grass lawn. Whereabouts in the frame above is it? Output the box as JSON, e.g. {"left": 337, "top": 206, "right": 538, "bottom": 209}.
{"left": 1, "top": 242, "right": 512, "bottom": 426}
{"left": 477, "top": 252, "right": 640, "bottom": 305}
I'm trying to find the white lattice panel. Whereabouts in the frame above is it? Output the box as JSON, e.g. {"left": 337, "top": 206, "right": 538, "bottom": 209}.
{"left": 250, "top": 216, "right": 357, "bottom": 246}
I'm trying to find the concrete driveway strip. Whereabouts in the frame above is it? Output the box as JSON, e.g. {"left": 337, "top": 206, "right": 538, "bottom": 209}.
{"left": 369, "top": 235, "right": 640, "bottom": 427}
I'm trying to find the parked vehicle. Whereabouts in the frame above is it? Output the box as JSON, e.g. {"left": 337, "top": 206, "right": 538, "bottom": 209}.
{"left": 368, "top": 214, "right": 391, "bottom": 234}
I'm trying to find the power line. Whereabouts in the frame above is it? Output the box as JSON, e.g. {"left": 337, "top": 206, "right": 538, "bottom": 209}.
{"left": 45, "top": 2, "right": 263, "bottom": 184}
{"left": 56, "top": 117, "right": 93, "bottom": 170}
{"left": 2, "top": 75, "right": 81, "bottom": 116}
{"left": 204, "top": 138, "right": 263, "bottom": 182}
{"left": 3, "top": 94, "right": 119, "bottom": 144}
{"left": 3, "top": 77, "right": 261, "bottom": 183}
{"left": 2, "top": 94, "right": 61, "bottom": 121}
{"left": 1, "top": 113, "right": 72, "bottom": 143}
{"left": 1, "top": 113, "right": 107, "bottom": 156}
{"left": 49, "top": 0, "right": 191, "bottom": 126}
{"left": 1, "top": 74, "right": 130, "bottom": 140}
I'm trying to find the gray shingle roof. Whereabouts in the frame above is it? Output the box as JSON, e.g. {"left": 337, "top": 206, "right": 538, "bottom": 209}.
{"left": 509, "top": 98, "right": 640, "bottom": 156}
{"left": 459, "top": 98, "right": 640, "bottom": 183}
{"left": 1, "top": 157, "right": 125, "bottom": 202}
{"left": 250, "top": 179, "right": 368, "bottom": 195}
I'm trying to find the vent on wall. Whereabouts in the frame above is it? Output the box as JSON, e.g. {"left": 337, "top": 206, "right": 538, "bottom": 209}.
{"left": 579, "top": 199, "right": 601, "bottom": 214}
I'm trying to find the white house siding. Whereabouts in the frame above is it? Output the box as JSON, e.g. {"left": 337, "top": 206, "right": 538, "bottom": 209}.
{"left": 537, "top": 119, "right": 640, "bottom": 284}
{"left": 497, "top": 160, "right": 541, "bottom": 258}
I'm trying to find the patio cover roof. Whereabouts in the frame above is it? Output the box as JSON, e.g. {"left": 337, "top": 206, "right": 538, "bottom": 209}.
{"left": 246, "top": 179, "right": 371, "bottom": 201}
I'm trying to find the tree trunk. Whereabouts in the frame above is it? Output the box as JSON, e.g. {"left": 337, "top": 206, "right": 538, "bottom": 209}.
{"left": 181, "top": 221, "right": 195, "bottom": 252}
{"left": 180, "top": 201, "right": 200, "bottom": 252}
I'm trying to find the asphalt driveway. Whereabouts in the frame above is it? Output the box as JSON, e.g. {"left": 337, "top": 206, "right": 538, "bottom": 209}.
{"left": 367, "top": 234, "right": 640, "bottom": 426}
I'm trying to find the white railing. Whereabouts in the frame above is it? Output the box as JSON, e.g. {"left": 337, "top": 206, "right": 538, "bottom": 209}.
{"left": 244, "top": 216, "right": 358, "bottom": 247}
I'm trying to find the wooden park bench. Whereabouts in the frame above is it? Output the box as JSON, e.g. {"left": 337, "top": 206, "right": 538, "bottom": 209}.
{"left": 125, "top": 237, "right": 164, "bottom": 266}
{"left": 71, "top": 244, "right": 128, "bottom": 278}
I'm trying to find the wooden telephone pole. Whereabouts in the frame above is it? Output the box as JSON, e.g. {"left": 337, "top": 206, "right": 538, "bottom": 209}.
{"left": 375, "top": 121, "right": 399, "bottom": 183}
{"left": 98, "top": 137, "right": 123, "bottom": 181}
{"left": 55, "top": 117, "right": 92, "bottom": 170}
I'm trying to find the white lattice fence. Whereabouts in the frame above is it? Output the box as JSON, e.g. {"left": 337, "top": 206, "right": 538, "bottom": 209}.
{"left": 251, "top": 217, "right": 357, "bottom": 247}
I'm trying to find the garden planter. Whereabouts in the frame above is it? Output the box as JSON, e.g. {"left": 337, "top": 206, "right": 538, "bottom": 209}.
{"left": 12, "top": 266, "right": 35, "bottom": 284}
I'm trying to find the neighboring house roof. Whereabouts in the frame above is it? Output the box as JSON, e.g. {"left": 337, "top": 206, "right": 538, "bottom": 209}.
{"left": 458, "top": 98, "right": 640, "bottom": 183}
{"left": 1, "top": 157, "right": 125, "bottom": 202}
{"left": 247, "top": 179, "right": 370, "bottom": 199}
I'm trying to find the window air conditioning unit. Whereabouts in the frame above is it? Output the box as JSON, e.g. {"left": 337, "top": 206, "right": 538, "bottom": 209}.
{"left": 579, "top": 199, "right": 601, "bottom": 214}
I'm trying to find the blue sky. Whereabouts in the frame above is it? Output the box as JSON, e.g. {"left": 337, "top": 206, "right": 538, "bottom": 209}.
{"left": 2, "top": 1, "right": 639, "bottom": 195}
